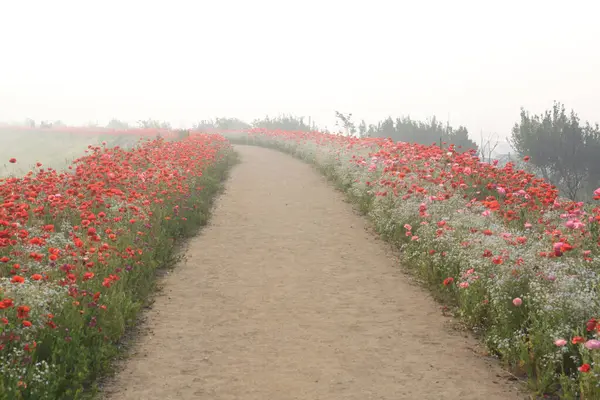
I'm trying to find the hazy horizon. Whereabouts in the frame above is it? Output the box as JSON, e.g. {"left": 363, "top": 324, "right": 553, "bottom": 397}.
{"left": 1, "top": 0, "right": 599, "bottom": 146}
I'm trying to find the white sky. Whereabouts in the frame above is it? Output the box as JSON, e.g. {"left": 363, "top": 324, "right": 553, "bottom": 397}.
{"left": 1, "top": 0, "right": 599, "bottom": 145}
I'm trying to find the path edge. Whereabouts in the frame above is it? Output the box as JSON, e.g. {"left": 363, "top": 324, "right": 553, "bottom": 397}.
{"left": 89, "top": 148, "right": 240, "bottom": 399}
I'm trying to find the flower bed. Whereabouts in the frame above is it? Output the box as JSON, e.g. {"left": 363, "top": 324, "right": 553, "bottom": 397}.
{"left": 229, "top": 129, "right": 600, "bottom": 398}
{"left": 0, "top": 134, "right": 235, "bottom": 399}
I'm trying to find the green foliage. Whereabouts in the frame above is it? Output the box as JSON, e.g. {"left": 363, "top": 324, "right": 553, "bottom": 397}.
{"left": 510, "top": 101, "right": 600, "bottom": 200}
{"left": 214, "top": 117, "right": 250, "bottom": 130}
{"left": 105, "top": 119, "right": 129, "bottom": 129}
{"left": 252, "top": 114, "right": 315, "bottom": 131}
{"left": 367, "top": 115, "right": 478, "bottom": 151}
{"left": 334, "top": 112, "right": 357, "bottom": 136}
{"left": 358, "top": 120, "right": 367, "bottom": 138}
{"left": 194, "top": 117, "right": 250, "bottom": 131}
{"left": 136, "top": 119, "right": 171, "bottom": 129}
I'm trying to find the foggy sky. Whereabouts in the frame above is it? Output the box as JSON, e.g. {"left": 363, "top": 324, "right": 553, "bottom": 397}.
{"left": 1, "top": 0, "right": 599, "bottom": 145}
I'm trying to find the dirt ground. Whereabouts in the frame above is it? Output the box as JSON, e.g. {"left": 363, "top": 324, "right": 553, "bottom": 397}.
{"left": 102, "top": 145, "right": 524, "bottom": 400}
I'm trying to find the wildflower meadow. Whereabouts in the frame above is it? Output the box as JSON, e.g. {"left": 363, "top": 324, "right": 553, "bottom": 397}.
{"left": 229, "top": 129, "right": 600, "bottom": 399}
{"left": 2, "top": 125, "right": 600, "bottom": 399}
{"left": 0, "top": 132, "right": 235, "bottom": 399}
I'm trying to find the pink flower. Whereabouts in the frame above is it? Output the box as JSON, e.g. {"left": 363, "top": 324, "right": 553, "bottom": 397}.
{"left": 554, "top": 339, "right": 567, "bottom": 347}
{"left": 593, "top": 187, "right": 600, "bottom": 199}
{"left": 565, "top": 220, "right": 575, "bottom": 229}
{"left": 459, "top": 282, "right": 470, "bottom": 289}
{"left": 524, "top": 222, "right": 532, "bottom": 229}
{"left": 584, "top": 339, "right": 600, "bottom": 350}
{"left": 512, "top": 297, "right": 523, "bottom": 306}
{"left": 553, "top": 242, "right": 564, "bottom": 252}
{"left": 403, "top": 224, "right": 412, "bottom": 231}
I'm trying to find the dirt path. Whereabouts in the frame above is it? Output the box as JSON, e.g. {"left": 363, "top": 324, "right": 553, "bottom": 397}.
{"left": 103, "top": 145, "right": 523, "bottom": 400}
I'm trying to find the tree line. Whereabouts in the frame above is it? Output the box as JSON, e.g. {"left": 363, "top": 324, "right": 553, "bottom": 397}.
{"left": 23, "top": 102, "right": 600, "bottom": 201}
{"left": 197, "top": 108, "right": 598, "bottom": 202}
{"left": 510, "top": 101, "right": 600, "bottom": 201}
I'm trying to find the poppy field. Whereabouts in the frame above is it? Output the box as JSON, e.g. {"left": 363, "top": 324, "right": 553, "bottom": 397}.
{"left": 2, "top": 125, "right": 600, "bottom": 399}
{"left": 230, "top": 129, "right": 600, "bottom": 398}
{"left": 0, "top": 132, "right": 235, "bottom": 399}
{"left": 0, "top": 127, "right": 174, "bottom": 178}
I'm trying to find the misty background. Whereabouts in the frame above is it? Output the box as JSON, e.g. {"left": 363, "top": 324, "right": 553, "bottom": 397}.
{"left": 1, "top": 0, "right": 600, "bottom": 156}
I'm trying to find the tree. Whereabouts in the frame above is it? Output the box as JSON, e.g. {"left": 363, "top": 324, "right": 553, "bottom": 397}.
{"left": 446, "top": 125, "right": 477, "bottom": 151}
{"left": 358, "top": 120, "right": 367, "bottom": 138}
{"left": 137, "top": 119, "right": 171, "bottom": 129}
{"left": 583, "top": 123, "right": 600, "bottom": 197}
{"left": 252, "top": 115, "right": 311, "bottom": 131}
{"left": 214, "top": 117, "right": 250, "bottom": 131}
{"left": 510, "top": 102, "right": 597, "bottom": 200}
{"left": 106, "top": 119, "right": 130, "bottom": 129}
{"left": 478, "top": 131, "right": 500, "bottom": 163}
{"left": 366, "top": 114, "right": 478, "bottom": 151}
{"left": 194, "top": 119, "right": 216, "bottom": 131}
{"left": 334, "top": 111, "right": 357, "bottom": 137}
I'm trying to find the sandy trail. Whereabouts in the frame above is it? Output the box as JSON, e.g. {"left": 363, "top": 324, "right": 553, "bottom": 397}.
{"left": 103, "top": 145, "right": 522, "bottom": 400}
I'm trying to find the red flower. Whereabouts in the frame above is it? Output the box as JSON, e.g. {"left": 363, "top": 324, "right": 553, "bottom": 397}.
{"left": 82, "top": 272, "right": 95, "bottom": 281}
{"left": 42, "top": 224, "right": 55, "bottom": 232}
{"left": 0, "top": 299, "right": 14, "bottom": 309}
{"left": 572, "top": 336, "right": 585, "bottom": 344}
{"left": 578, "top": 363, "right": 591, "bottom": 373}
{"left": 8, "top": 158, "right": 16, "bottom": 163}
{"left": 17, "top": 305, "right": 30, "bottom": 319}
